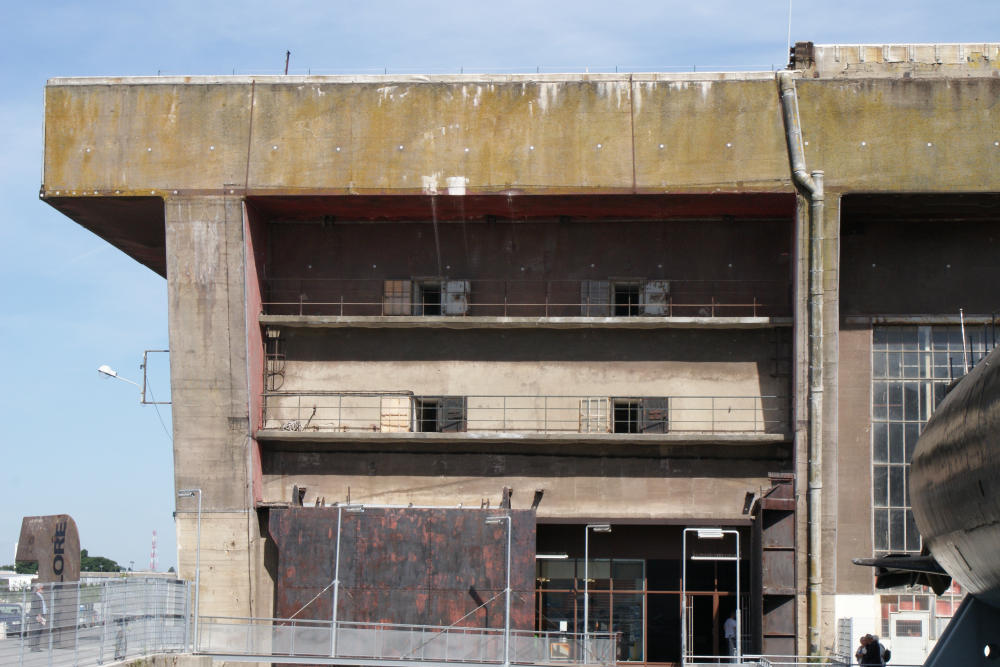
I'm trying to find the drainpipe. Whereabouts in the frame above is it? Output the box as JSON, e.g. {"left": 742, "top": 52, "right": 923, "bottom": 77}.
{"left": 778, "top": 70, "right": 825, "bottom": 657}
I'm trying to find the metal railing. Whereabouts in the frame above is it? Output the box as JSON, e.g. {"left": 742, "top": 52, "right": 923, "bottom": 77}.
{"left": 0, "top": 578, "right": 189, "bottom": 667}
{"left": 198, "top": 615, "right": 617, "bottom": 666}
{"left": 263, "top": 278, "right": 791, "bottom": 318}
{"left": 262, "top": 393, "right": 787, "bottom": 435}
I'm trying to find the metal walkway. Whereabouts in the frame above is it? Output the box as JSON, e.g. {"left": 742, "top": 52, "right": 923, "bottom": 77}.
{"left": 197, "top": 616, "right": 617, "bottom": 667}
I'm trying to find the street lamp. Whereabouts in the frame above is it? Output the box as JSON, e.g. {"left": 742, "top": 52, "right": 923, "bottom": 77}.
{"left": 331, "top": 504, "right": 364, "bottom": 657}
{"left": 98, "top": 365, "right": 141, "bottom": 399}
{"left": 177, "top": 489, "right": 202, "bottom": 651}
{"left": 584, "top": 524, "right": 612, "bottom": 660}
{"left": 486, "top": 515, "right": 512, "bottom": 667}
{"left": 681, "top": 528, "right": 740, "bottom": 666}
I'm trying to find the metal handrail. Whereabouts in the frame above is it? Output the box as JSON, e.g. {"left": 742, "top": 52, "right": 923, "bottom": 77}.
{"left": 261, "top": 392, "right": 787, "bottom": 435}
{"left": 197, "top": 615, "right": 617, "bottom": 666}
{"left": 262, "top": 277, "right": 791, "bottom": 318}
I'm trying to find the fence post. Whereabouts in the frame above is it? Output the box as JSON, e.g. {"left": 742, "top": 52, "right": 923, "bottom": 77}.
{"left": 74, "top": 581, "right": 82, "bottom": 664}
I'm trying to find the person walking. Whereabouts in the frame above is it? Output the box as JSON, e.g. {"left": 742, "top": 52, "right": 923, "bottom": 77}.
{"left": 723, "top": 610, "right": 738, "bottom": 659}
{"left": 27, "top": 583, "right": 48, "bottom": 652}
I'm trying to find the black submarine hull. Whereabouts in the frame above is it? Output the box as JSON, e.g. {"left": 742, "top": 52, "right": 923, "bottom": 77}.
{"left": 910, "top": 345, "right": 1000, "bottom": 608}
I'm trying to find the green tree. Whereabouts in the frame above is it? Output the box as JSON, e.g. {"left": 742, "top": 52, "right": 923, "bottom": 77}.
{"left": 1, "top": 562, "right": 37, "bottom": 574}
{"left": 80, "top": 549, "right": 122, "bottom": 572}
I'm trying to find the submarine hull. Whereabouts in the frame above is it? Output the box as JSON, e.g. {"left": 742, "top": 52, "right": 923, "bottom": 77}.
{"left": 910, "top": 345, "right": 1000, "bottom": 608}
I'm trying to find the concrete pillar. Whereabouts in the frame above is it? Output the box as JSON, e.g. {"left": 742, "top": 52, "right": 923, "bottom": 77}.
{"left": 166, "top": 195, "right": 258, "bottom": 619}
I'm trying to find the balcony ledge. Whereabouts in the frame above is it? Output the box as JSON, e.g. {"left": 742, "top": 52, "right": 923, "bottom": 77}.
{"left": 259, "top": 314, "right": 792, "bottom": 330}
{"left": 255, "top": 429, "right": 791, "bottom": 445}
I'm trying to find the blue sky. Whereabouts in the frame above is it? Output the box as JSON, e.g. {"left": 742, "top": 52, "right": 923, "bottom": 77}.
{"left": 1, "top": 1, "right": 997, "bottom": 573}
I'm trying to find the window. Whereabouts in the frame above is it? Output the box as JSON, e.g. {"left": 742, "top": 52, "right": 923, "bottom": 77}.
{"left": 872, "top": 326, "right": 992, "bottom": 553}
{"left": 612, "top": 397, "right": 669, "bottom": 433}
{"left": 580, "top": 280, "right": 671, "bottom": 317}
{"left": 383, "top": 280, "right": 470, "bottom": 316}
{"left": 413, "top": 396, "right": 467, "bottom": 432}
{"left": 416, "top": 282, "right": 442, "bottom": 315}
{"left": 613, "top": 283, "right": 641, "bottom": 316}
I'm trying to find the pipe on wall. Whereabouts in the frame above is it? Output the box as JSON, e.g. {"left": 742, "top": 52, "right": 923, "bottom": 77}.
{"left": 778, "top": 70, "right": 825, "bottom": 657}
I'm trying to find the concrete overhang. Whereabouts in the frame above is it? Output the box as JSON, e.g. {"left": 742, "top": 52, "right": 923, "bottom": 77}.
{"left": 41, "top": 60, "right": 1000, "bottom": 273}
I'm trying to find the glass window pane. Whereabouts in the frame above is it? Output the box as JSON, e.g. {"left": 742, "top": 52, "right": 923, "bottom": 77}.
{"left": 904, "top": 384, "right": 919, "bottom": 420}
{"left": 586, "top": 559, "right": 611, "bottom": 589}
{"left": 890, "top": 423, "right": 904, "bottom": 462}
{"left": 932, "top": 352, "right": 950, "bottom": 379}
{"left": 890, "top": 509, "right": 906, "bottom": 551}
{"left": 873, "top": 351, "right": 887, "bottom": 378}
{"left": 539, "top": 559, "right": 576, "bottom": 590}
{"left": 613, "top": 593, "right": 644, "bottom": 662}
{"left": 612, "top": 560, "right": 644, "bottom": 591}
{"left": 890, "top": 465, "right": 905, "bottom": 507}
{"left": 873, "top": 327, "right": 889, "bottom": 348}
{"left": 889, "top": 384, "right": 904, "bottom": 420}
{"left": 918, "top": 326, "right": 931, "bottom": 351}
{"left": 539, "top": 591, "right": 578, "bottom": 632}
{"left": 903, "top": 352, "right": 919, "bottom": 378}
{"left": 888, "top": 352, "right": 902, "bottom": 378}
{"left": 873, "top": 466, "right": 888, "bottom": 508}
{"left": 873, "top": 382, "right": 888, "bottom": 419}
{"left": 873, "top": 422, "right": 888, "bottom": 463}
{"left": 874, "top": 509, "right": 889, "bottom": 551}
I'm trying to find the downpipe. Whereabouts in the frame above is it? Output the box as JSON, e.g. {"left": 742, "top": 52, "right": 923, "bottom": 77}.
{"left": 778, "top": 70, "right": 825, "bottom": 657}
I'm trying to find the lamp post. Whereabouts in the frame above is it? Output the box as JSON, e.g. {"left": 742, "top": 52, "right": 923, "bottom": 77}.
{"left": 584, "top": 524, "right": 611, "bottom": 661}
{"left": 681, "top": 528, "right": 740, "bottom": 666}
{"left": 331, "top": 504, "right": 364, "bottom": 657}
{"left": 486, "top": 515, "right": 512, "bottom": 667}
{"left": 177, "top": 489, "right": 202, "bottom": 651}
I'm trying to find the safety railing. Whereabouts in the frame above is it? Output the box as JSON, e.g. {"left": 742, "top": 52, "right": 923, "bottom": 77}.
{"left": 262, "top": 278, "right": 791, "bottom": 318}
{"left": 0, "top": 578, "right": 189, "bottom": 667}
{"left": 262, "top": 393, "right": 787, "bottom": 435}
{"left": 198, "top": 615, "right": 617, "bottom": 666}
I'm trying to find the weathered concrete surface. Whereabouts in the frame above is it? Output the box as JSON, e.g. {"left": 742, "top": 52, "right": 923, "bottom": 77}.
{"left": 261, "top": 449, "right": 783, "bottom": 522}
{"left": 42, "top": 69, "right": 1000, "bottom": 202}
{"left": 797, "top": 42, "right": 1000, "bottom": 79}
{"left": 166, "top": 196, "right": 263, "bottom": 619}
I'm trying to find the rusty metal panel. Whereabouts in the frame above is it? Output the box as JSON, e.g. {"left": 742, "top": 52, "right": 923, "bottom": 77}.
{"left": 761, "top": 550, "right": 795, "bottom": 594}
{"left": 762, "top": 596, "right": 795, "bottom": 636}
{"left": 268, "top": 507, "right": 535, "bottom": 629}
{"left": 761, "top": 511, "right": 795, "bottom": 549}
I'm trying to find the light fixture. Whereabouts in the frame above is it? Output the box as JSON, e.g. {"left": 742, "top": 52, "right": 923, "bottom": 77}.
{"left": 589, "top": 524, "right": 611, "bottom": 533}
{"left": 696, "top": 528, "right": 725, "bottom": 539}
{"left": 535, "top": 553, "right": 569, "bottom": 560}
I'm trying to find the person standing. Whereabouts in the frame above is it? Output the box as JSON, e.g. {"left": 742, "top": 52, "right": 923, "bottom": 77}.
{"left": 28, "top": 583, "right": 47, "bottom": 652}
{"left": 723, "top": 610, "right": 738, "bottom": 658}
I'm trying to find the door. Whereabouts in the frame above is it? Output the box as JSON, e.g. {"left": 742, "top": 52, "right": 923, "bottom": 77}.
{"left": 889, "top": 611, "right": 930, "bottom": 666}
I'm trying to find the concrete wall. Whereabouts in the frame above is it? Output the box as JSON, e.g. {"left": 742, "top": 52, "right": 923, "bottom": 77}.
{"left": 165, "top": 196, "right": 261, "bottom": 619}
{"left": 261, "top": 447, "right": 787, "bottom": 521}
{"left": 42, "top": 73, "right": 1000, "bottom": 203}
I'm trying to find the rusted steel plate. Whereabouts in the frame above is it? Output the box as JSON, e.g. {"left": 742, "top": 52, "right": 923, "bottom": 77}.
{"left": 269, "top": 507, "right": 535, "bottom": 629}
